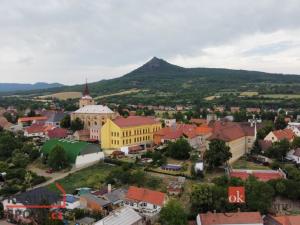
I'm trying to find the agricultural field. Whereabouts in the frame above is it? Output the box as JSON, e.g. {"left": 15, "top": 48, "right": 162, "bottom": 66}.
{"left": 260, "top": 94, "right": 300, "bottom": 99}
{"left": 95, "top": 88, "right": 142, "bottom": 99}
{"left": 240, "top": 91, "right": 259, "bottom": 97}
{"left": 38, "top": 92, "right": 82, "bottom": 100}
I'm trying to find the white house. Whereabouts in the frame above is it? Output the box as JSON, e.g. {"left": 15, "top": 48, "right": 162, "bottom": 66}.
{"left": 65, "top": 194, "right": 81, "bottom": 210}
{"left": 264, "top": 128, "right": 295, "bottom": 143}
{"left": 124, "top": 186, "right": 168, "bottom": 216}
{"left": 287, "top": 122, "right": 300, "bottom": 137}
{"left": 286, "top": 148, "right": 300, "bottom": 164}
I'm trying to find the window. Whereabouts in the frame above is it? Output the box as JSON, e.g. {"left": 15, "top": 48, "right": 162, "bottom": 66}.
{"left": 130, "top": 202, "right": 134, "bottom": 206}
{"left": 153, "top": 205, "right": 157, "bottom": 209}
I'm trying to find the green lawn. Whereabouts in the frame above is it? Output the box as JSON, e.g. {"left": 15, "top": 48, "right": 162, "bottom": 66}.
{"left": 48, "top": 163, "right": 115, "bottom": 193}
{"left": 232, "top": 158, "right": 270, "bottom": 170}
{"left": 261, "top": 94, "right": 300, "bottom": 99}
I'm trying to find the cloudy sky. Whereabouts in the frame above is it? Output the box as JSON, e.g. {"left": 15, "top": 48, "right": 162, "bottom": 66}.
{"left": 1, "top": 0, "right": 300, "bottom": 85}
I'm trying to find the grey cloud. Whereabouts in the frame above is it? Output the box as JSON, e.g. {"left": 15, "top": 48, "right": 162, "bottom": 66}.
{"left": 0, "top": 0, "right": 300, "bottom": 84}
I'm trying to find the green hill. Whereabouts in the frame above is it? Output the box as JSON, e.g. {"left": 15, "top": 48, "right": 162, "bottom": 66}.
{"left": 5, "top": 57, "right": 300, "bottom": 106}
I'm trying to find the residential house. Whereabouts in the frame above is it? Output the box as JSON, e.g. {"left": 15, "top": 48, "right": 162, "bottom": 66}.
{"left": 196, "top": 212, "right": 263, "bottom": 225}
{"left": 154, "top": 124, "right": 202, "bottom": 149}
{"left": 65, "top": 194, "right": 81, "bottom": 210}
{"left": 80, "top": 193, "right": 110, "bottom": 212}
{"left": 76, "top": 217, "right": 96, "bottom": 225}
{"left": 246, "top": 107, "right": 261, "bottom": 114}
{"left": 164, "top": 119, "right": 176, "bottom": 127}
{"left": 101, "top": 116, "right": 161, "bottom": 152}
{"left": 287, "top": 122, "right": 300, "bottom": 137}
{"left": 0, "top": 116, "right": 12, "bottom": 130}
{"left": 41, "top": 139, "right": 104, "bottom": 168}
{"left": 124, "top": 186, "right": 167, "bottom": 215}
{"left": 24, "top": 124, "right": 55, "bottom": 138}
{"left": 102, "top": 188, "right": 127, "bottom": 207}
{"left": 95, "top": 206, "right": 144, "bottom": 225}
{"left": 286, "top": 148, "right": 300, "bottom": 164}
{"left": 190, "top": 118, "right": 207, "bottom": 126}
{"left": 17, "top": 116, "right": 48, "bottom": 127}
{"left": 207, "top": 121, "right": 259, "bottom": 163}
{"left": 90, "top": 125, "right": 100, "bottom": 141}
{"left": 167, "top": 177, "right": 185, "bottom": 196}
{"left": 41, "top": 110, "right": 66, "bottom": 127}
{"left": 264, "top": 129, "right": 295, "bottom": 143}
{"left": 46, "top": 127, "right": 68, "bottom": 139}
{"left": 264, "top": 215, "right": 300, "bottom": 225}
{"left": 230, "top": 107, "right": 240, "bottom": 113}
{"left": 73, "top": 129, "right": 90, "bottom": 141}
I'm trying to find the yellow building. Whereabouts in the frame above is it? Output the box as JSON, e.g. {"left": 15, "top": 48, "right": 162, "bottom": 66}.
{"left": 101, "top": 116, "right": 162, "bottom": 150}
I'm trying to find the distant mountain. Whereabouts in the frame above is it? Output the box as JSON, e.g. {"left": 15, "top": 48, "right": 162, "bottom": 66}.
{"left": 0, "top": 82, "right": 64, "bottom": 92}
{"left": 5, "top": 57, "right": 300, "bottom": 105}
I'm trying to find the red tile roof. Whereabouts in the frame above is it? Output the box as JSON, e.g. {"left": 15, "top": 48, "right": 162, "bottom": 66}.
{"left": 272, "top": 129, "right": 295, "bottom": 141}
{"left": 271, "top": 215, "right": 300, "bottom": 225}
{"left": 190, "top": 118, "right": 206, "bottom": 125}
{"left": 230, "top": 170, "right": 284, "bottom": 182}
{"left": 126, "top": 186, "right": 166, "bottom": 206}
{"left": 196, "top": 125, "right": 213, "bottom": 135}
{"left": 154, "top": 124, "right": 198, "bottom": 141}
{"left": 18, "top": 116, "right": 48, "bottom": 123}
{"left": 199, "top": 212, "right": 263, "bottom": 225}
{"left": 0, "top": 117, "right": 12, "bottom": 129}
{"left": 113, "top": 116, "right": 160, "bottom": 128}
{"left": 25, "top": 124, "right": 54, "bottom": 134}
{"left": 47, "top": 128, "right": 68, "bottom": 139}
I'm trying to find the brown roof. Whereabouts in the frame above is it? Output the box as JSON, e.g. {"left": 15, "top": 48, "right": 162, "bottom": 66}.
{"left": 18, "top": 116, "right": 48, "bottom": 123}
{"left": 126, "top": 186, "right": 166, "bottom": 206}
{"left": 199, "top": 212, "right": 263, "bottom": 225}
{"left": 272, "top": 129, "right": 295, "bottom": 141}
{"left": 208, "top": 121, "right": 255, "bottom": 142}
{"left": 47, "top": 128, "right": 68, "bottom": 139}
{"left": 258, "top": 140, "right": 272, "bottom": 151}
{"left": 190, "top": 118, "right": 207, "bottom": 125}
{"left": 113, "top": 116, "right": 160, "bottom": 128}
{"left": 25, "top": 124, "right": 55, "bottom": 134}
{"left": 0, "top": 117, "right": 12, "bottom": 129}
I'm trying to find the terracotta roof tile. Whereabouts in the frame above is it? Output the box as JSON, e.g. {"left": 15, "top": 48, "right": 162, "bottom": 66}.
{"left": 47, "top": 128, "right": 68, "bottom": 138}
{"left": 271, "top": 215, "right": 300, "bottom": 225}
{"left": 199, "top": 212, "right": 263, "bottom": 225}
{"left": 113, "top": 116, "right": 160, "bottom": 128}
{"left": 230, "top": 170, "right": 284, "bottom": 182}
{"left": 126, "top": 186, "right": 166, "bottom": 206}
{"left": 272, "top": 129, "right": 295, "bottom": 141}
{"left": 18, "top": 116, "right": 48, "bottom": 123}
{"left": 25, "top": 124, "right": 55, "bottom": 134}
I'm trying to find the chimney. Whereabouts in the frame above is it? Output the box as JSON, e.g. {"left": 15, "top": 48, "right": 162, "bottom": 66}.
{"left": 108, "top": 184, "right": 112, "bottom": 193}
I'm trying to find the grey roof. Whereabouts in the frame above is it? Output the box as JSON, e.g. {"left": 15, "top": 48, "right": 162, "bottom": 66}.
{"left": 14, "top": 187, "right": 60, "bottom": 205}
{"left": 81, "top": 193, "right": 110, "bottom": 207}
{"left": 42, "top": 111, "right": 66, "bottom": 123}
{"left": 95, "top": 206, "right": 142, "bottom": 225}
{"left": 104, "top": 188, "right": 127, "bottom": 204}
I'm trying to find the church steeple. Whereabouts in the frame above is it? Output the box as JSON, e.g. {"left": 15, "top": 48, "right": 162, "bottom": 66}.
{"left": 83, "top": 79, "right": 90, "bottom": 97}
{"left": 79, "top": 79, "right": 95, "bottom": 108}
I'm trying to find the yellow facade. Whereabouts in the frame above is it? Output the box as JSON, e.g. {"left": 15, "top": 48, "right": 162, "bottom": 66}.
{"left": 101, "top": 119, "right": 162, "bottom": 149}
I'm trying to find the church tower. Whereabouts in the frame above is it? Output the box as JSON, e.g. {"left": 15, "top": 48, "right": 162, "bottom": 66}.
{"left": 79, "top": 80, "right": 95, "bottom": 108}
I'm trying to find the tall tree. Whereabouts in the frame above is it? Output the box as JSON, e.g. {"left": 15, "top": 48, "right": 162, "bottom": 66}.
{"left": 47, "top": 145, "right": 69, "bottom": 170}
{"left": 267, "top": 139, "right": 290, "bottom": 161}
{"left": 204, "top": 139, "right": 232, "bottom": 169}
{"left": 60, "top": 114, "right": 71, "bottom": 128}
{"left": 70, "top": 117, "right": 84, "bottom": 132}
{"left": 167, "top": 138, "right": 192, "bottom": 160}
{"left": 160, "top": 200, "right": 188, "bottom": 225}
{"left": 190, "top": 184, "right": 214, "bottom": 212}
{"left": 275, "top": 115, "right": 287, "bottom": 130}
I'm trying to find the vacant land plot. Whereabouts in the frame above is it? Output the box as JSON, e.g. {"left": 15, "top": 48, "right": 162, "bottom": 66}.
{"left": 47, "top": 163, "right": 114, "bottom": 193}
{"left": 261, "top": 94, "right": 300, "bottom": 99}
{"left": 232, "top": 158, "right": 269, "bottom": 170}
{"left": 39, "top": 92, "right": 82, "bottom": 100}
{"left": 204, "top": 95, "right": 220, "bottom": 101}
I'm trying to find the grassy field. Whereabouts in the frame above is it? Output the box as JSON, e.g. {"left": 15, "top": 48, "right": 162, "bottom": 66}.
{"left": 232, "top": 158, "right": 270, "bottom": 170}
{"left": 204, "top": 95, "right": 220, "bottom": 101}
{"left": 39, "top": 92, "right": 82, "bottom": 100}
{"left": 260, "top": 94, "right": 300, "bottom": 99}
{"left": 48, "top": 163, "right": 115, "bottom": 193}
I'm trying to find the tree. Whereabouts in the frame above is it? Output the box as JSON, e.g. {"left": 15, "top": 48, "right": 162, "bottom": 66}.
{"left": 167, "top": 138, "right": 192, "bottom": 160}
{"left": 292, "top": 136, "right": 300, "bottom": 148}
{"left": 275, "top": 115, "right": 287, "bottom": 130}
{"left": 267, "top": 139, "right": 290, "bottom": 161}
{"left": 12, "top": 151, "right": 30, "bottom": 168}
{"left": 60, "top": 114, "right": 71, "bottom": 128}
{"left": 70, "top": 117, "right": 84, "bottom": 132}
{"left": 190, "top": 184, "right": 214, "bottom": 212}
{"left": 160, "top": 200, "right": 188, "bottom": 225}
{"left": 47, "top": 145, "right": 69, "bottom": 170}
{"left": 246, "top": 177, "right": 275, "bottom": 213}
{"left": 204, "top": 139, "right": 232, "bottom": 169}
{"left": 257, "top": 121, "right": 274, "bottom": 140}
